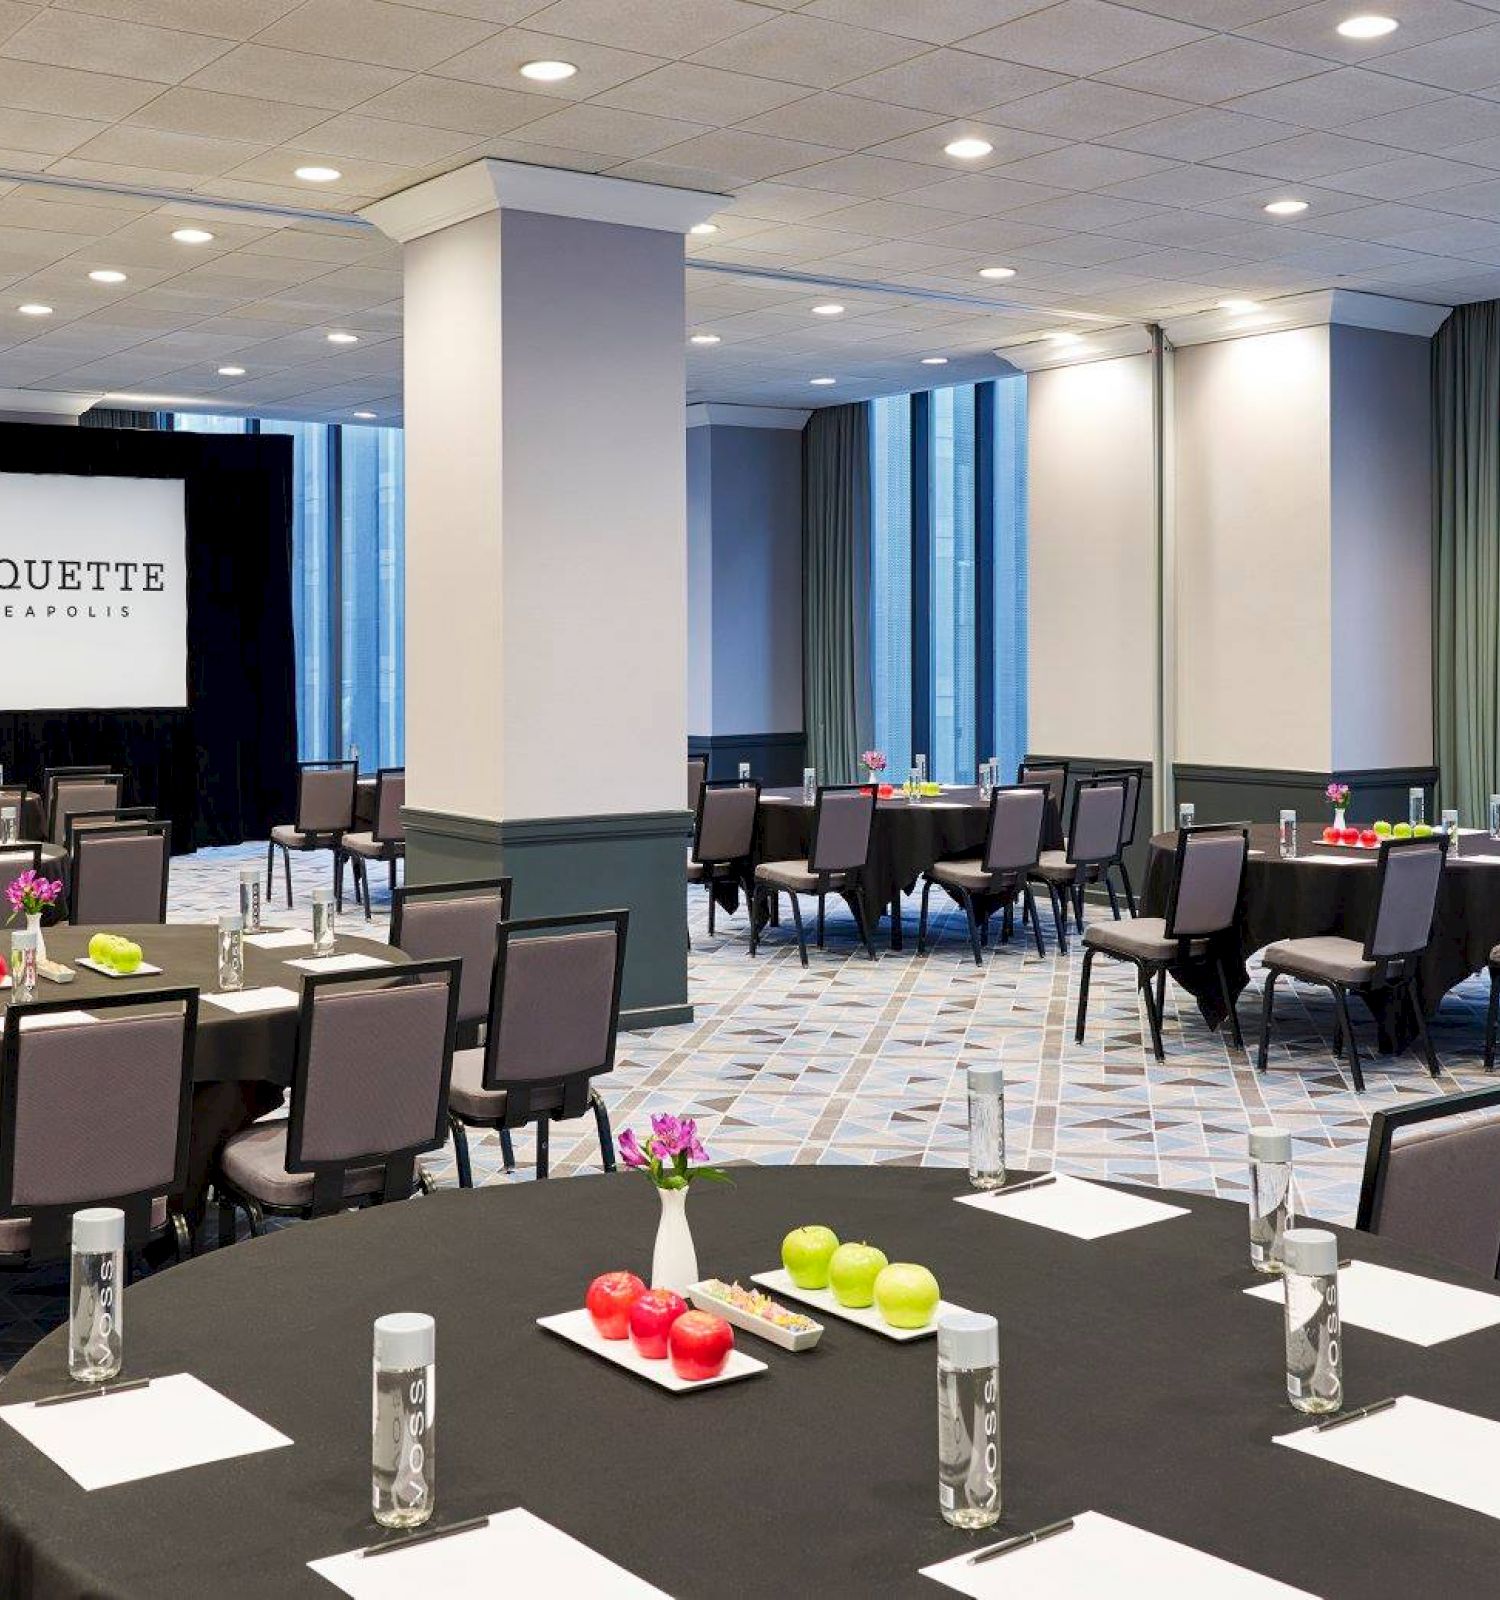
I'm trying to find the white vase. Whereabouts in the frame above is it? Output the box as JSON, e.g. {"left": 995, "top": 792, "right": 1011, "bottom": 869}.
{"left": 26, "top": 911, "right": 45, "bottom": 966}
{"left": 651, "top": 1184, "right": 698, "bottom": 1292}
{"left": 1333, "top": 807, "right": 1347, "bottom": 834}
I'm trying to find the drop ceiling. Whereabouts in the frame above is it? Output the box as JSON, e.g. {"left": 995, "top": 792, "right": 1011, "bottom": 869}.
{"left": 0, "top": 0, "right": 1495, "bottom": 421}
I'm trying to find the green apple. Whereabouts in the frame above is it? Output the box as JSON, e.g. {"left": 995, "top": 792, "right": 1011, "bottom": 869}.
{"left": 1372, "top": 820, "right": 1392, "bottom": 837}
{"left": 87, "top": 932, "right": 113, "bottom": 965}
{"left": 781, "top": 1225, "right": 840, "bottom": 1290}
{"left": 1393, "top": 822, "right": 1412, "bottom": 839}
{"left": 1413, "top": 823, "right": 1434, "bottom": 839}
{"left": 112, "top": 939, "right": 143, "bottom": 973}
{"left": 874, "top": 1262, "right": 940, "bottom": 1330}
{"left": 828, "top": 1241, "right": 888, "bottom": 1308}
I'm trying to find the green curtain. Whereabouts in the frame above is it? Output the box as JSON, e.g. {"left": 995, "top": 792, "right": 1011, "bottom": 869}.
{"left": 803, "top": 403, "right": 871, "bottom": 785}
{"left": 1433, "top": 302, "right": 1500, "bottom": 821}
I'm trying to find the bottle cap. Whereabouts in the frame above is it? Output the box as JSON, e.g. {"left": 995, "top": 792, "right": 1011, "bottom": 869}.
{"left": 73, "top": 1207, "right": 124, "bottom": 1253}
{"left": 239, "top": 864, "right": 259, "bottom": 881}
{"left": 374, "top": 1312, "right": 434, "bottom": 1370}
{"left": 1281, "top": 1228, "right": 1338, "bottom": 1277}
{"left": 312, "top": 888, "right": 333, "bottom": 904}
{"left": 218, "top": 913, "right": 243, "bottom": 933}
{"left": 11, "top": 930, "right": 35, "bottom": 951}
{"left": 937, "top": 1309, "right": 997, "bottom": 1368}
{"left": 966, "top": 1064, "right": 1005, "bottom": 1097}
{"left": 1248, "top": 1126, "right": 1291, "bottom": 1163}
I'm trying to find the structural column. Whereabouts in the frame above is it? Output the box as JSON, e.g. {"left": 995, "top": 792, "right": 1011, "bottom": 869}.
{"left": 366, "top": 161, "right": 722, "bottom": 1026}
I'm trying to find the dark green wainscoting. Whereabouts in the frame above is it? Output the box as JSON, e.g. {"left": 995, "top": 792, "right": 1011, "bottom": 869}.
{"left": 688, "top": 731, "right": 806, "bottom": 786}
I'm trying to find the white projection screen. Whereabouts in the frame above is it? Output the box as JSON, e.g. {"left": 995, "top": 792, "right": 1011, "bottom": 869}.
{"left": 0, "top": 472, "right": 189, "bottom": 710}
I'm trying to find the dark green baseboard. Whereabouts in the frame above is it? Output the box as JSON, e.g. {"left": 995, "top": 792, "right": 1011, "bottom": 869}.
{"left": 403, "top": 805, "right": 691, "bottom": 1028}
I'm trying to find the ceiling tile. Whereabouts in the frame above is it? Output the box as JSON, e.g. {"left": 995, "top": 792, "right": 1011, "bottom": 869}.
{"left": 0, "top": 58, "right": 162, "bottom": 119}
{"left": 522, "top": 0, "right": 767, "bottom": 56}
{"left": 994, "top": 142, "right": 1176, "bottom": 188}
{"left": 66, "top": 123, "right": 265, "bottom": 176}
{"left": 727, "top": 181, "right": 866, "bottom": 220}
{"left": 594, "top": 62, "right": 809, "bottom": 123}
{"left": 1102, "top": 104, "right": 1293, "bottom": 158}
{"left": 1100, "top": 36, "right": 1331, "bottom": 104}
{"left": 0, "top": 105, "right": 107, "bottom": 155}
{"left": 734, "top": 91, "right": 941, "bottom": 150}
{"left": 49, "top": 0, "right": 305, "bottom": 38}
{"left": 122, "top": 85, "right": 327, "bottom": 143}
{"left": 1240, "top": 0, "right": 1500, "bottom": 64}
{"left": 810, "top": 196, "right": 980, "bottom": 237}
{"left": 1210, "top": 130, "right": 1408, "bottom": 180}
{"left": 839, "top": 47, "right": 1063, "bottom": 115}
{"left": 1361, "top": 22, "right": 1500, "bottom": 90}
{"left": 993, "top": 79, "right": 1193, "bottom": 137}
{"left": 1319, "top": 149, "right": 1493, "bottom": 196}
{"left": 432, "top": 27, "right": 664, "bottom": 96}
{"left": 1342, "top": 93, "right": 1500, "bottom": 150}
{"left": 862, "top": 118, "right": 1065, "bottom": 167}
{"left": 1101, "top": 161, "right": 1271, "bottom": 205}
{"left": 804, "top": 0, "right": 1051, "bottom": 45}
{"left": 892, "top": 170, "right": 1071, "bottom": 212}
{"left": 690, "top": 14, "right": 927, "bottom": 89}
{"left": 1423, "top": 174, "right": 1500, "bottom": 216}
{"left": 963, "top": 0, "right": 1207, "bottom": 77}
{"left": 1220, "top": 66, "right": 1449, "bottom": 129}
{"left": 0, "top": 9, "right": 231, "bottom": 83}
{"left": 1000, "top": 190, "right": 1174, "bottom": 230}
{"left": 256, "top": 0, "right": 496, "bottom": 70}
{"left": 1110, "top": 0, "right": 1306, "bottom": 22}
{"left": 184, "top": 44, "right": 405, "bottom": 110}
{"left": 507, "top": 101, "right": 711, "bottom": 158}
{"left": 290, "top": 113, "right": 480, "bottom": 165}
{"left": 645, "top": 132, "right": 878, "bottom": 187}
{"left": 351, "top": 75, "right": 555, "bottom": 136}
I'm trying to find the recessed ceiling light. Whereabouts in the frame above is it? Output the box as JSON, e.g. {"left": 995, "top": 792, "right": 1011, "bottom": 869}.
{"left": 812, "top": 303, "right": 845, "bottom": 316}
{"left": 1264, "top": 198, "right": 1309, "bottom": 216}
{"left": 810, "top": 377, "right": 837, "bottom": 386}
{"left": 921, "top": 356, "right": 949, "bottom": 365}
{"left": 294, "top": 165, "right": 341, "bottom": 183}
{"left": 1049, "top": 331, "right": 1083, "bottom": 347}
{"left": 1218, "top": 298, "right": 1259, "bottom": 313}
{"left": 689, "top": 333, "right": 721, "bottom": 345}
{"left": 217, "top": 365, "right": 246, "bottom": 376}
{"left": 17, "top": 303, "right": 52, "bottom": 317}
{"left": 1337, "top": 13, "right": 1398, "bottom": 38}
{"left": 326, "top": 331, "right": 359, "bottom": 344}
{"left": 88, "top": 269, "right": 127, "bottom": 284}
{"left": 172, "top": 228, "right": 214, "bottom": 244}
{"left": 690, "top": 222, "right": 718, "bottom": 236}
{"left": 944, "top": 137, "right": 993, "bottom": 160}
{"left": 520, "top": 59, "right": 576, "bottom": 81}
{"left": 979, "top": 266, "right": 1017, "bottom": 280}
{"left": 353, "top": 410, "right": 377, "bottom": 420}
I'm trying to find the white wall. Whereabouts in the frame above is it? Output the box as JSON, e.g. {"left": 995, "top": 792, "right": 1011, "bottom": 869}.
{"left": 1027, "top": 355, "right": 1155, "bottom": 760}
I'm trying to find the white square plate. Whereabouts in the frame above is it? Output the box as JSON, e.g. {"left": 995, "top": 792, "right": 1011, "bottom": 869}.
{"left": 74, "top": 959, "right": 164, "bottom": 979}
{"left": 536, "top": 1308, "right": 766, "bottom": 1392}
{"left": 749, "top": 1268, "right": 961, "bottom": 1341}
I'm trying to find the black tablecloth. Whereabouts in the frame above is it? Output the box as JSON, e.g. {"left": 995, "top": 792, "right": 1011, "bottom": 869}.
{"left": 1, "top": 1168, "right": 1498, "bottom": 1598}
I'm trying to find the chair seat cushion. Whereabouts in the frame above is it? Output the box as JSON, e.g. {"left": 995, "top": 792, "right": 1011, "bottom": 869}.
{"left": 1264, "top": 935, "right": 1377, "bottom": 985}
{"left": 1083, "top": 916, "right": 1178, "bottom": 962}
{"left": 271, "top": 824, "right": 316, "bottom": 849}
{"left": 0, "top": 1196, "right": 168, "bottom": 1256}
{"left": 343, "top": 831, "right": 398, "bottom": 859}
{"left": 755, "top": 859, "right": 848, "bottom": 893}
{"left": 217, "top": 1123, "right": 388, "bottom": 1207}
{"left": 447, "top": 1047, "right": 510, "bottom": 1121}
{"left": 1029, "top": 849, "right": 1077, "bottom": 883}
{"left": 930, "top": 858, "right": 1013, "bottom": 894}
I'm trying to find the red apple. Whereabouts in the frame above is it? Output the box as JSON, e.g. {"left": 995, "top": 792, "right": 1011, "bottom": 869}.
{"left": 1322, "top": 826, "right": 1340, "bottom": 844}
{"left": 668, "top": 1310, "right": 734, "bottom": 1381}
{"left": 0, "top": 952, "right": 7, "bottom": 981}
{"left": 1340, "top": 827, "right": 1360, "bottom": 846}
{"left": 1359, "top": 829, "right": 1379, "bottom": 848}
{"left": 878, "top": 784, "right": 894, "bottom": 798}
{"left": 585, "top": 1271, "right": 646, "bottom": 1340}
{"left": 628, "top": 1289, "right": 687, "bottom": 1360}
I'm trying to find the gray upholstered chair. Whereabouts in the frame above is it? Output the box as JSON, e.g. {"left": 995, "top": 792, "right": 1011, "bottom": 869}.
{"left": 40, "top": 765, "right": 111, "bottom": 825}
{"left": 48, "top": 774, "right": 123, "bottom": 846}
{"left": 1483, "top": 945, "right": 1500, "bottom": 1072}
{"left": 213, "top": 958, "right": 460, "bottom": 1239}
{"left": 446, "top": 910, "right": 627, "bottom": 1184}
{"left": 1077, "top": 824, "right": 1248, "bottom": 1062}
{"left": 1018, "top": 758, "right": 1069, "bottom": 850}
{"left": 750, "top": 784, "right": 877, "bottom": 966}
{"left": 1093, "top": 763, "right": 1147, "bottom": 917}
{"left": 63, "top": 806, "right": 157, "bottom": 856}
{"left": 1026, "top": 778, "right": 1127, "bottom": 953}
{"left": 0, "top": 988, "right": 196, "bottom": 1265}
{"left": 1356, "top": 1085, "right": 1500, "bottom": 1278}
{"left": 1258, "top": 834, "right": 1448, "bottom": 1092}
{"left": 70, "top": 820, "right": 171, "bottom": 924}
{"left": 687, "top": 754, "right": 708, "bottom": 817}
{"left": 337, "top": 767, "right": 405, "bottom": 920}
{"left": 689, "top": 779, "right": 760, "bottom": 938}
{"left": 390, "top": 878, "right": 513, "bottom": 1050}
{"left": 917, "top": 784, "right": 1049, "bottom": 964}
{"left": 267, "top": 759, "right": 357, "bottom": 909}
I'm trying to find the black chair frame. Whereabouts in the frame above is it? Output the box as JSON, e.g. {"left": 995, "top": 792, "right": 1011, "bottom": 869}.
{"left": 47, "top": 772, "right": 123, "bottom": 847}
{"left": 390, "top": 876, "right": 514, "bottom": 1050}
{"left": 69, "top": 818, "right": 172, "bottom": 924}
{"left": 1027, "top": 776, "right": 1126, "bottom": 954}
{"left": 63, "top": 806, "right": 157, "bottom": 857}
{"left": 266, "top": 759, "right": 357, "bottom": 910}
{"left": 339, "top": 765, "right": 407, "bottom": 921}
{"left": 691, "top": 777, "right": 761, "bottom": 938}
{"left": 40, "top": 765, "right": 113, "bottom": 819}
{"left": 1092, "top": 762, "right": 1148, "bottom": 916}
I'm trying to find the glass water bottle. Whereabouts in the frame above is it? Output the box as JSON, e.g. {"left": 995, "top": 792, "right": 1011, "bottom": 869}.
{"left": 937, "top": 1310, "right": 1001, "bottom": 1529}
{"left": 916, "top": 754, "right": 928, "bottom": 785}
{"left": 1178, "top": 802, "right": 1196, "bottom": 828}
{"left": 1282, "top": 1229, "right": 1342, "bottom": 1415}
{"left": 238, "top": 865, "right": 262, "bottom": 933}
{"left": 0, "top": 805, "right": 16, "bottom": 846}
{"left": 69, "top": 1207, "right": 124, "bottom": 1383}
{"left": 967, "top": 1064, "right": 1006, "bottom": 1191}
{"left": 1409, "top": 787, "right": 1425, "bottom": 828}
{"left": 802, "top": 768, "right": 817, "bottom": 807}
{"left": 217, "top": 914, "right": 244, "bottom": 992}
{"left": 1442, "top": 807, "right": 1459, "bottom": 842}
{"left": 738, "top": 762, "right": 751, "bottom": 785}
{"left": 372, "top": 1312, "right": 435, "bottom": 1529}
{"left": 1278, "top": 809, "right": 1297, "bottom": 860}
{"left": 10, "top": 929, "right": 36, "bottom": 1002}
{"left": 312, "top": 888, "right": 336, "bottom": 957}
{"left": 1489, "top": 794, "right": 1500, "bottom": 842}
{"left": 1248, "top": 1127, "right": 1293, "bottom": 1274}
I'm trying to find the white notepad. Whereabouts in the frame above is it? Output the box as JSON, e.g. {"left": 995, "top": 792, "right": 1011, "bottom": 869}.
{"left": 955, "top": 1175, "right": 1189, "bottom": 1240}
{"left": 309, "top": 1508, "right": 668, "bottom": 1598}
{"left": 1275, "top": 1397, "right": 1500, "bottom": 1520}
{"left": 920, "top": 1511, "right": 1315, "bottom": 1597}
{"left": 1245, "top": 1261, "right": 1500, "bottom": 1347}
{"left": 200, "top": 986, "right": 301, "bottom": 1016}
{"left": 0, "top": 1010, "right": 97, "bottom": 1030}
{"left": 244, "top": 929, "right": 314, "bottom": 950}
{"left": 0, "top": 1372, "right": 292, "bottom": 1490}
{"left": 284, "top": 953, "right": 391, "bottom": 975}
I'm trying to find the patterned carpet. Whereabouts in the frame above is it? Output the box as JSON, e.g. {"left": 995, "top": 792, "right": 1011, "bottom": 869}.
{"left": 1, "top": 841, "right": 1496, "bottom": 1368}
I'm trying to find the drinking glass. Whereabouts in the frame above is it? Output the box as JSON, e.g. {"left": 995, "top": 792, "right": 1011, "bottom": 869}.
{"left": 1278, "top": 809, "right": 1297, "bottom": 860}
{"left": 908, "top": 767, "right": 923, "bottom": 803}
{"left": 1178, "top": 802, "right": 1196, "bottom": 829}
{"left": 1409, "top": 787, "right": 1425, "bottom": 828}
{"left": 1490, "top": 795, "right": 1500, "bottom": 842}
{"left": 1441, "top": 807, "right": 1459, "bottom": 842}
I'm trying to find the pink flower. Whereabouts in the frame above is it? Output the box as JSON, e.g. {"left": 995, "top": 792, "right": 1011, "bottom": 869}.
{"left": 617, "top": 1127, "right": 647, "bottom": 1168}
{"left": 861, "top": 750, "right": 887, "bottom": 773}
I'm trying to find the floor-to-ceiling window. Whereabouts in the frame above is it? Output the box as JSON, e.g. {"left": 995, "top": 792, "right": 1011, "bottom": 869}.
{"left": 868, "top": 377, "right": 1028, "bottom": 785}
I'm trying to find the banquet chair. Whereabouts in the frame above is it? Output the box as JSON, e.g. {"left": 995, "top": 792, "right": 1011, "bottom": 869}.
{"left": 1093, "top": 764, "right": 1147, "bottom": 917}
{"left": 1076, "top": 824, "right": 1249, "bottom": 1062}
{"left": 689, "top": 780, "right": 760, "bottom": 939}
{"left": 1355, "top": 1084, "right": 1500, "bottom": 1278}
{"left": 336, "top": 767, "right": 405, "bottom": 920}
{"left": 40, "top": 765, "right": 112, "bottom": 821}
{"left": 917, "top": 785, "right": 1049, "bottom": 964}
{"left": 70, "top": 820, "right": 171, "bottom": 925}
{"left": 749, "top": 785, "right": 877, "bottom": 966}
{"left": 1481, "top": 945, "right": 1500, "bottom": 1072}
{"left": 1018, "top": 758, "right": 1069, "bottom": 849}
{"left": 445, "top": 910, "right": 626, "bottom": 1184}
{"left": 0, "top": 988, "right": 196, "bottom": 1268}
{"left": 1026, "top": 778, "right": 1127, "bottom": 954}
{"left": 212, "top": 958, "right": 460, "bottom": 1240}
{"left": 63, "top": 806, "right": 157, "bottom": 856}
{"left": 687, "top": 754, "right": 708, "bottom": 817}
{"left": 1257, "top": 834, "right": 1448, "bottom": 1092}
{"left": 390, "top": 878, "right": 513, "bottom": 1050}
{"left": 48, "top": 774, "right": 122, "bottom": 846}
{"left": 267, "top": 759, "right": 357, "bottom": 909}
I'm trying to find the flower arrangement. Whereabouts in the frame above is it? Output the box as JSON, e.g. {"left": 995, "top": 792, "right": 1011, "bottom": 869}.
{"left": 860, "top": 750, "right": 887, "bottom": 779}
{"left": 6, "top": 869, "right": 62, "bottom": 923}
{"left": 1326, "top": 782, "right": 1350, "bottom": 814}
{"left": 619, "top": 1114, "right": 729, "bottom": 1190}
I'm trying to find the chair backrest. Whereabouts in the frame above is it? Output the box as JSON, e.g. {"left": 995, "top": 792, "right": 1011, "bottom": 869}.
{"left": 982, "top": 785, "right": 1046, "bottom": 876}
{"left": 1365, "top": 835, "right": 1447, "bottom": 962}
{"left": 390, "top": 878, "right": 513, "bottom": 1040}
{"left": 284, "top": 958, "right": 460, "bottom": 1213}
{"left": 63, "top": 806, "right": 157, "bottom": 856}
{"left": 1018, "top": 759, "right": 1068, "bottom": 817}
{"left": 480, "top": 911, "right": 628, "bottom": 1124}
{"left": 71, "top": 821, "right": 171, "bottom": 925}
{"left": 687, "top": 755, "right": 707, "bottom": 817}
{"left": 1164, "top": 824, "right": 1248, "bottom": 940}
{"left": 0, "top": 988, "right": 196, "bottom": 1253}
{"left": 1094, "top": 764, "right": 1145, "bottom": 851}
{"left": 49, "top": 776, "right": 122, "bottom": 844}
{"left": 295, "top": 760, "right": 357, "bottom": 835}
{"left": 0, "top": 846, "right": 42, "bottom": 907}
{"left": 372, "top": 768, "right": 406, "bottom": 844}
{"left": 692, "top": 780, "right": 760, "bottom": 865}
{"left": 1065, "top": 779, "right": 1126, "bottom": 866}
{"left": 40, "top": 766, "right": 111, "bottom": 820}
{"left": 1356, "top": 1085, "right": 1500, "bottom": 1278}
{"left": 810, "top": 785, "right": 876, "bottom": 875}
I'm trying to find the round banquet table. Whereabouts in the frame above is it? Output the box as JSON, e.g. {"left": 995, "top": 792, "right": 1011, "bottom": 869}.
{"left": 13, "top": 924, "right": 407, "bottom": 1217}
{"left": 1, "top": 1168, "right": 1498, "bottom": 1598}
{"left": 1142, "top": 822, "right": 1500, "bottom": 1047}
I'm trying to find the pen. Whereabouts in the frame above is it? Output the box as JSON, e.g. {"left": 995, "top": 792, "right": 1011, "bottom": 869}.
{"left": 968, "top": 1517, "right": 1075, "bottom": 1566}
{"left": 34, "top": 1376, "right": 152, "bottom": 1408}
{"left": 1315, "top": 1396, "right": 1397, "bottom": 1432}
{"left": 361, "top": 1515, "right": 489, "bottom": 1559}
{"left": 998, "top": 1173, "right": 1057, "bottom": 1198}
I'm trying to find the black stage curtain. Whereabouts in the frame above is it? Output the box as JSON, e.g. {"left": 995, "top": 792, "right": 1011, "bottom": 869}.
{"left": 0, "top": 422, "right": 297, "bottom": 849}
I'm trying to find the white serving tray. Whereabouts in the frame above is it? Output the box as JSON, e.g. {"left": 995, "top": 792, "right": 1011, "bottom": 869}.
{"left": 687, "top": 1281, "right": 823, "bottom": 1352}
{"left": 536, "top": 1308, "right": 766, "bottom": 1392}
{"left": 75, "top": 958, "right": 164, "bottom": 978}
{"left": 749, "top": 1268, "right": 960, "bottom": 1342}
